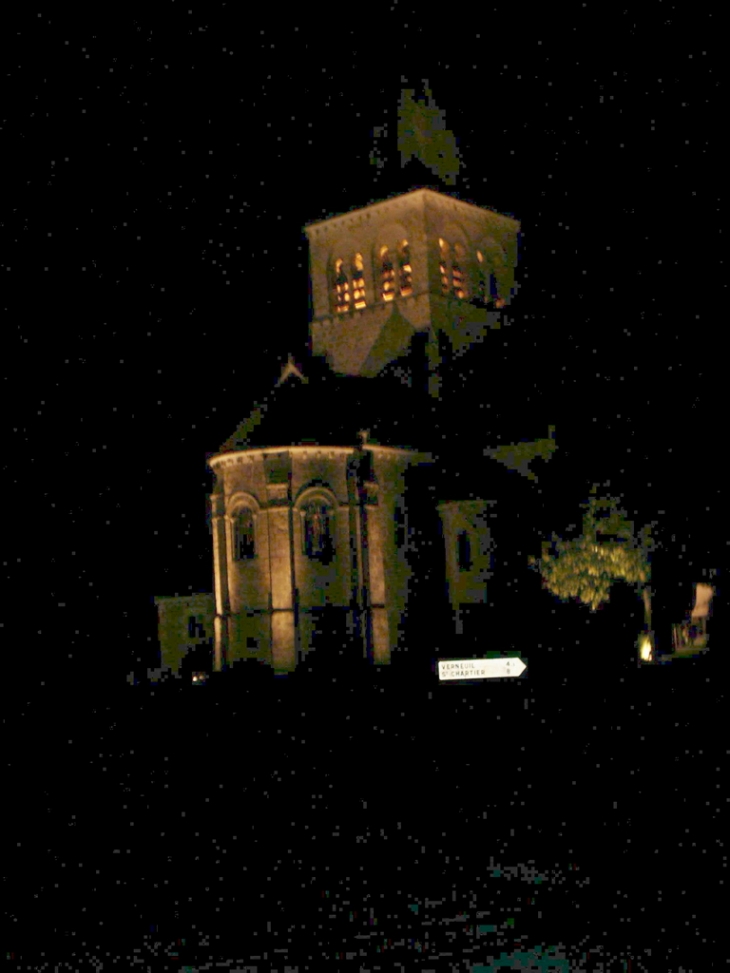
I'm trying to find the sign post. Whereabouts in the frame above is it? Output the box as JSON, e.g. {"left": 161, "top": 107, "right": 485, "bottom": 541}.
{"left": 437, "top": 657, "right": 527, "bottom": 681}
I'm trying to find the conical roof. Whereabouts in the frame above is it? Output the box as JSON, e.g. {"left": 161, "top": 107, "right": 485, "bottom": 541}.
{"left": 218, "top": 345, "right": 437, "bottom": 455}
{"left": 215, "top": 333, "right": 557, "bottom": 512}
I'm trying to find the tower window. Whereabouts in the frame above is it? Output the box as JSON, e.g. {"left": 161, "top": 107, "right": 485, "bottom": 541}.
{"left": 452, "top": 244, "right": 467, "bottom": 299}
{"left": 352, "top": 253, "right": 366, "bottom": 309}
{"left": 439, "top": 238, "right": 450, "bottom": 295}
{"left": 476, "top": 249, "right": 506, "bottom": 307}
{"left": 232, "top": 507, "right": 255, "bottom": 561}
{"left": 480, "top": 273, "right": 505, "bottom": 308}
{"left": 398, "top": 240, "right": 413, "bottom": 297}
{"left": 188, "top": 616, "right": 205, "bottom": 639}
{"left": 380, "top": 242, "right": 413, "bottom": 301}
{"left": 303, "top": 501, "right": 334, "bottom": 562}
{"left": 333, "top": 258, "right": 350, "bottom": 313}
{"left": 477, "top": 270, "right": 498, "bottom": 305}
{"left": 476, "top": 252, "right": 487, "bottom": 303}
{"left": 380, "top": 245, "right": 396, "bottom": 302}
{"left": 457, "top": 531, "right": 472, "bottom": 571}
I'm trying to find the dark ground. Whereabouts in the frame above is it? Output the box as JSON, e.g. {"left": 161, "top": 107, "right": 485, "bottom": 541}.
{"left": 3, "top": 613, "right": 725, "bottom": 973}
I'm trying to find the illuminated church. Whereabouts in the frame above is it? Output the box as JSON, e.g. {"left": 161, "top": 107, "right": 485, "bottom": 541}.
{"left": 154, "top": 186, "right": 556, "bottom": 680}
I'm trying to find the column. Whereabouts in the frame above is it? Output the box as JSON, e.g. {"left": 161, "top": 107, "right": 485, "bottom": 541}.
{"left": 363, "top": 480, "right": 389, "bottom": 664}
{"left": 210, "top": 493, "right": 230, "bottom": 672}
{"left": 265, "top": 478, "right": 296, "bottom": 673}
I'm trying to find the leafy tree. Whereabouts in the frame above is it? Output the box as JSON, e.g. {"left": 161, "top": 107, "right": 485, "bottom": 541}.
{"left": 531, "top": 491, "right": 657, "bottom": 628}
{"left": 396, "top": 84, "right": 462, "bottom": 185}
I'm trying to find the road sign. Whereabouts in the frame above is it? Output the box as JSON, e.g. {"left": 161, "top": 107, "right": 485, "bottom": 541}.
{"left": 438, "top": 657, "right": 527, "bottom": 681}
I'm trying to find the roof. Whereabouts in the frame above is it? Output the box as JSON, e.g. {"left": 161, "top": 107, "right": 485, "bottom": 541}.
{"left": 215, "top": 341, "right": 556, "bottom": 508}
{"left": 218, "top": 344, "right": 438, "bottom": 455}
{"left": 303, "top": 185, "right": 519, "bottom": 237}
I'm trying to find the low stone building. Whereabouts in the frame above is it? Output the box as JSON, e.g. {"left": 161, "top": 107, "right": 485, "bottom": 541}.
{"left": 153, "top": 592, "right": 215, "bottom": 680}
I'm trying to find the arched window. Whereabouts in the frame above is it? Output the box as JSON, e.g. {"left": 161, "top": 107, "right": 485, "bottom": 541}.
{"left": 476, "top": 250, "right": 487, "bottom": 303}
{"left": 457, "top": 531, "right": 472, "bottom": 571}
{"left": 352, "top": 253, "right": 366, "bottom": 309}
{"left": 439, "top": 238, "right": 450, "bottom": 295}
{"left": 302, "top": 500, "right": 334, "bottom": 562}
{"left": 380, "top": 245, "right": 396, "bottom": 301}
{"left": 333, "top": 258, "right": 350, "bottom": 313}
{"left": 452, "top": 243, "right": 467, "bottom": 299}
{"left": 398, "top": 240, "right": 413, "bottom": 297}
{"left": 476, "top": 249, "right": 506, "bottom": 308}
{"left": 232, "top": 507, "right": 255, "bottom": 561}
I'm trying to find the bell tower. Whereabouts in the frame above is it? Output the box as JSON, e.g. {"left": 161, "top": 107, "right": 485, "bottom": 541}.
{"left": 304, "top": 188, "right": 520, "bottom": 396}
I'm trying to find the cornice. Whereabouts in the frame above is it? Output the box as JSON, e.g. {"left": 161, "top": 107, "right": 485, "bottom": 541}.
{"left": 208, "top": 444, "right": 425, "bottom": 471}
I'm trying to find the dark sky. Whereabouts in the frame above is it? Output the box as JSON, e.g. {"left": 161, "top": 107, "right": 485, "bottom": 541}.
{"left": 2, "top": 4, "right": 723, "bottom": 684}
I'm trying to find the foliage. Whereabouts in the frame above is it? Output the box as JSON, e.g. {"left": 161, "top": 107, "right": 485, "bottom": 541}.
{"left": 396, "top": 85, "right": 462, "bottom": 185}
{"left": 531, "top": 493, "right": 656, "bottom": 612}
{"left": 486, "top": 429, "right": 557, "bottom": 482}
{"left": 536, "top": 535, "right": 650, "bottom": 611}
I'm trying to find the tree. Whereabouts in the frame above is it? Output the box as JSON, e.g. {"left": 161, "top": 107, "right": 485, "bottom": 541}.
{"left": 485, "top": 426, "right": 557, "bottom": 483}
{"left": 530, "top": 491, "right": 657, "bottom": 637}
{"left": 396, "top": 84, "right": 462, "bottom": 186}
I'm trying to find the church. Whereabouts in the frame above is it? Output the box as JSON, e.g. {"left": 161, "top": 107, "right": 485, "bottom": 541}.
{"left": 153, "top": 186, "right": 556, "bottom": 681}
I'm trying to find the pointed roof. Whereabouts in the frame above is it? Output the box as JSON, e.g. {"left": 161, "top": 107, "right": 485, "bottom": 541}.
{"left": 217, "top": 343, "right": 437, "bottom": 455}
{"left": 275, "top": 354, "right": 307, "bottom": 388}
{"left": 214, "top": 337, "right": 556, "bottom": 508}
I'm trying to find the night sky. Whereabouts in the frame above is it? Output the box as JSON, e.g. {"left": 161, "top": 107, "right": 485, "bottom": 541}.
{"left": 3, "top": 4, "right": 723, "bottom": 686}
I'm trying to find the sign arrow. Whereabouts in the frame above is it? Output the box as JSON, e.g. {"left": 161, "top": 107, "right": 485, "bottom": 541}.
{"left": 438, "top": 657, "right": 527, "bottom": 681}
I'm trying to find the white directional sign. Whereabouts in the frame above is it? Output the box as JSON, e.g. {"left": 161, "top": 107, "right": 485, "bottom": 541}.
{"left": 438, "top": 657, "right": 527, "bottom": 681}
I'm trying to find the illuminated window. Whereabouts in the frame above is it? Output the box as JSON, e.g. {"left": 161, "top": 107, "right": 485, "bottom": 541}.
{"left": 232, "top": 507, "right": 255, "bottom": 561}
{"left": 352, "top": 253, "right": 366, "bottom": 309}
{"left": 378, "top": 241, "right": 414, "bottom": 301}
{"left": 333, "top": 258, "right": 350, "bottom": 313}
{"left": 457, "top": 531, "right": 472, "bottom": 571}
{"left": 303, "top": 501, "right": 334, "bottom": 562}
{"left": 452, "top": 244, "right": 467, "bottom": 299}
{"left": 476, "top": 250, "right": 486, "bottom": 302}
{"left": 380, "top": 245, "right": 396, "bottom": 301}
{"left": 439, "top": 239, "right": 467, "bottom": 298}
{"left": 439, "top": 238, "right": 450, "bottom": 294}
{"left": 398, "top": 240, "right": 413, "bottom": 297}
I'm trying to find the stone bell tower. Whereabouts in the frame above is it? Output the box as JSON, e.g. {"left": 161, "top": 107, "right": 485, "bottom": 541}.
{"left": 304, "top": 188, "right": 520, "bottom": 396}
